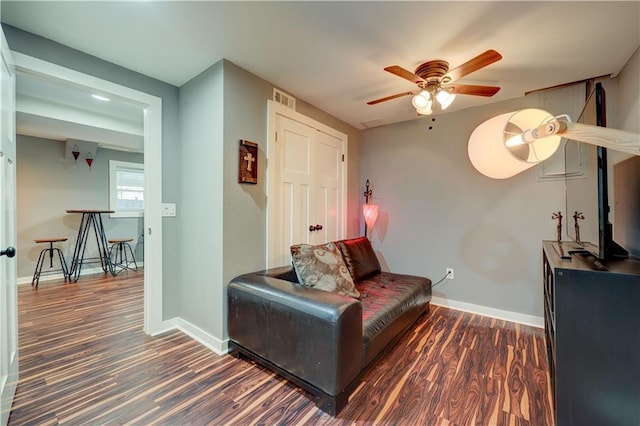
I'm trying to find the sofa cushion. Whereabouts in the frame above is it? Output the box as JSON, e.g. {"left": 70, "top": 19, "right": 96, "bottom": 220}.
{"left": 359, "top": 272, "right": 431, "bottom": 364}
{"left": 291, "top": 242, "right": 360, "bottom": 298}
{"left": 336, "top": 237, "right": 381, "bottom": 282}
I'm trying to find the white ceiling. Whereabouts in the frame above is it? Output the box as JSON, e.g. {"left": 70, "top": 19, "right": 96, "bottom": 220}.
{"left": 2, "top": 1, "right": 639, "bottom": 133}
{"left": 16, "top": 71, "right": 144, "bottom": 150}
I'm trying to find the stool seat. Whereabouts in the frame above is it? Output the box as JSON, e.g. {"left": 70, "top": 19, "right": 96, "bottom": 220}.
{"left": 35, "top": 238, "right": 68, "bottom": 244}
{"left": 32, "top": 238, "right": 69, "bottom": 287}
{"left": 108, "top": 238, "right": 133, "bottom": 244}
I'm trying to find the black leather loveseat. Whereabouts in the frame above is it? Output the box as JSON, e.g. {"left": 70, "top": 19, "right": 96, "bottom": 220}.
{"left": 227, "top": 237, "right": 432, "bottom": 415}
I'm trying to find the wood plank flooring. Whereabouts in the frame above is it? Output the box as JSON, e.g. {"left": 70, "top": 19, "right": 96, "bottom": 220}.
{"left": 9, "top": 271, "right": 553, "bottom": 425}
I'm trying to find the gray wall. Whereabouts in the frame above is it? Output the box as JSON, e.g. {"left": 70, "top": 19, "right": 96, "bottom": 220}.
{"left": 617, "top": 47, "right": 639, "bottom": 134}
{"left": 361, "top": 96, "right": 567, "bottom": 318}
{"left": 16, "top": 135, "right": 142, "bottom": 279}
{"left": 361, "top": 71, "right": 634, "bottom": 318}
{"left": 179, "top": 59, "right": 362, "bottom": 342}
{"left": 611, "top": 48, "right": 640, "bottom": 256}
{"left": 4, "top": 25, "right": 182, "bottom": 319}
{"left": 178, "top": 60, "right": 224, "bottom": 336}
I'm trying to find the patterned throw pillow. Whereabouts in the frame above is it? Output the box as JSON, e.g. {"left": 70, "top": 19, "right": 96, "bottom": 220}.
{"left": 291, "top": 242, "right": 360, "bottom": 298}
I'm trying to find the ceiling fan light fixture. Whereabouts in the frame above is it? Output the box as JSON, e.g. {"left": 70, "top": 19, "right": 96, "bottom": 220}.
{"left": 436, "top": 88, "right": 456, "bottom": 110}
{"left": 415, "top": 100, "right": 433, "bottom": 115}
{"left": 368, "top": 50, "right": 502, "bottom": 116}
{"left": 411, "top": 91, "right": 430, "bottom": 109}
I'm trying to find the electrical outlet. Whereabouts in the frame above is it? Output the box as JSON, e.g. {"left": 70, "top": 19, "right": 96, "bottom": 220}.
{"left": 446, "top": 268, "right": 454, "bottom": 279}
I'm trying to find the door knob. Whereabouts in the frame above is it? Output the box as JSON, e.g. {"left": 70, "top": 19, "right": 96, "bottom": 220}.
{"left": 316, "top": 225, "right": 323, "bottom": 230}
{"left": 309, "top": 225, "right": 317, "bottom": 232}
{"left": 1, "top": 246, "right": 16, "bottom": 258}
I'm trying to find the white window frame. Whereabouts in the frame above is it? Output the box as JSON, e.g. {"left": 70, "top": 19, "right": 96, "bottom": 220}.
{"left": 109, "top": 160, "right": 144, "bottom": 218}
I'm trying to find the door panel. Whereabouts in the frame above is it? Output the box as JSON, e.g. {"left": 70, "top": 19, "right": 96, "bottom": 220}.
{"left": 0, "top": 26, "right": 18, "bottom": 426}
{"left": 280, "top": 181, "right": 312, "bottom": 250}
{"left": 276, "top": 116, "right": 316, "bottom": 266}
{"left": 295, "top": 184, "right": 311, "bottom": 244}
{"left": 283, "top": 129, "right": 311, "bottom": 175}
{"left": 314, "top": 131, "right": 342, "bottom": 244}
{"left": 316, "top": 132, "right": 340, "bottom": 181}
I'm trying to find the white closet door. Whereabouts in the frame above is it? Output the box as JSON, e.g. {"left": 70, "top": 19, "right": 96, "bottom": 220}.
{"left": 276, "top": 115, "right": 315, "bottom": 266}
{"left": 270, "top": 110, "right": 346, "bottom": 268}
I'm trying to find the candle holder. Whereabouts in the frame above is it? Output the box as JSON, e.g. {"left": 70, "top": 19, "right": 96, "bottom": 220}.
{"left": 552, "top": 211, "right": 563, "bottom": 242}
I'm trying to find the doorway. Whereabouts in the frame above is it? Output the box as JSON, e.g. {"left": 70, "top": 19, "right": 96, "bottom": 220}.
{"left": 12, "top": 52, "right": 163, "bottom": 334}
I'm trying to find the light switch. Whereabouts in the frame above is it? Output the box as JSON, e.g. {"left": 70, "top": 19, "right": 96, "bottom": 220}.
{"left": 162, "top": 203, "right": 177, "bottom": 217}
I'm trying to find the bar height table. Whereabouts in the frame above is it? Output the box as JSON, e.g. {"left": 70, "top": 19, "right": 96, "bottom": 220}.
{"left": 66, "top": 209, "right": 115, "bottom": 282}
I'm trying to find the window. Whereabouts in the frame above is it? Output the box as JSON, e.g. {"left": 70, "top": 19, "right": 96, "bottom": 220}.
{"left": 109, "top": 160, "right": 144, "bottom": 218}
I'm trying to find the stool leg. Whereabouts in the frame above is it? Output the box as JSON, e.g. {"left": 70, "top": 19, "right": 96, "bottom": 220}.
{"left": 107, "top": 243, "right": 115, "bottom": 275}
{"left": 48, "top": 242, "right": 54, "bottom": 268}
{"left": 108, "top": 243, "right": 115, "bottom": 269}
{"left": 113, "top": 243, "right": 121, "bottom": 275}
{"left": 125, "top": 243, "right": 138, "bottom": 271}
{"left": 119, "top": 243, "right": 127, "bottom": 270}
{"left": 32, "top": 249, "right": 47, "bottom": 287}
{"left": 119, "top": 243, "right": 125, "bottom": 267}
{"left": 54, "top": 248, "right": 70, "bottom": 281}
{"left": 109, "top": 243, "right": 121, "bottom": 276}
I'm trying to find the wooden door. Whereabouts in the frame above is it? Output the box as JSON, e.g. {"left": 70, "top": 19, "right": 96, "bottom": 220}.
{"left": 269, "top": 107, "right": 346, "bottom": 268}
{"left": 0, "top": 27, "right": 18, "bottom": 426}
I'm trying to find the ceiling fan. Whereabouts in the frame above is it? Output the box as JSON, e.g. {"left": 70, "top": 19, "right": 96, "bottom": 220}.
{"left": 368, "top": 49, "right": 503, "bottom": 115}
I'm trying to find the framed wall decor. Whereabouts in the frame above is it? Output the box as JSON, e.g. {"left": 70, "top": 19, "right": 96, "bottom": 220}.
{"left": 238, "top": 140, "right": 258, "bottom": 184}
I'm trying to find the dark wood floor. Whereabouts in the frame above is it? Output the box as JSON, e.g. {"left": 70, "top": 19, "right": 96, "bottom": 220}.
{"left": 9, "top": 271, "right": 553, "bottom": 425}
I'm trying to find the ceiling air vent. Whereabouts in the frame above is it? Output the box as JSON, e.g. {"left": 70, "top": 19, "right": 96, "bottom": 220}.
{"left": 273, "top": 88, "right": 296, "bottom": 110}
{"left": 361, "top": 119, "right": 386, "bottom": 129}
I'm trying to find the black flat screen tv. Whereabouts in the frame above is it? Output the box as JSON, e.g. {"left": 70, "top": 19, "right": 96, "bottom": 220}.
{"left": 564, "top": 82, "right": 628, "bottom": 260}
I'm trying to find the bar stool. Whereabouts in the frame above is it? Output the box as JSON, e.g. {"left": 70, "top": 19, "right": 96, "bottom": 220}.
{"left": 108, "top": 238, "right": 138, "bottom": 275}
{"left": 32, "top": 238, "right": 69, "bottom": 287}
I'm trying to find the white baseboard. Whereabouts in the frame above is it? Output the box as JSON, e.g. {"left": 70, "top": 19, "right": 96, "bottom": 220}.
{"left": 431, "top": 296, "right": 544, "bottom": 328}
{"left": 148, "top": 318, "right": 180, "bottom": 337}
{"left": 154, "top": 317, "right": 228, "bottom": 356}
{"left": 18, "top": 262, "right": 145, "bottom": 285}
{"left": 18, "top": 266, "right": 103, "bottom": 285}
{"left": 143, "top": 318, "right": 228, "bottom": 355}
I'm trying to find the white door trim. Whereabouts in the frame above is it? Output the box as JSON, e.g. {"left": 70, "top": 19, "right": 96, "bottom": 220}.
{"left": 11, "top": 52, "right": 164, "bottom": 335}
{"left": 0, "top": 27, "right": 18, "bottom": 426}
{"left": 266, "top": 100, "right": 347, "bottom": 269}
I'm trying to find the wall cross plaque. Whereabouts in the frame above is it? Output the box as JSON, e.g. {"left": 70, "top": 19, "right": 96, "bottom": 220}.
{"left": 238, "top": 140, "right": 258, "bottom": 184}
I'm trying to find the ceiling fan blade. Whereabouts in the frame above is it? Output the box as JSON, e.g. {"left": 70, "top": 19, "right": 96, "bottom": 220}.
{"left": 367, "top": 91, "right": 416, "bottom": 105}
{"left": 445, "top": 50, "right": 502, "bottom": 83}
{"left": 384, "top": 65, "right": 424, "bottom": 84}
{"left": 448, "top": 84, "right": 501, "bottom": 97}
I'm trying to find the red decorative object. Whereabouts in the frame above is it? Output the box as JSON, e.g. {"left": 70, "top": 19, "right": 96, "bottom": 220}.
{"left": 72, "top": 144, "right": 80, "bottom": 162}
{"left": 363, "top": 179, "right": 379, "bottom": 237}
{"left": 86, "top": 153, "right": 93, "bottom": 169}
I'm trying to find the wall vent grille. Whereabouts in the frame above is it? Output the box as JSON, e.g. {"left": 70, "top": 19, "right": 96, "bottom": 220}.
{"left": 273, "top": 88, "right": 296, "bottom": 110}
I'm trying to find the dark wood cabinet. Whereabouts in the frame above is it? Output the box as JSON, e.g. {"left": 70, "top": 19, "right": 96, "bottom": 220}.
{"left": 543, "top": 241, "right": 640, "bottom": 425}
